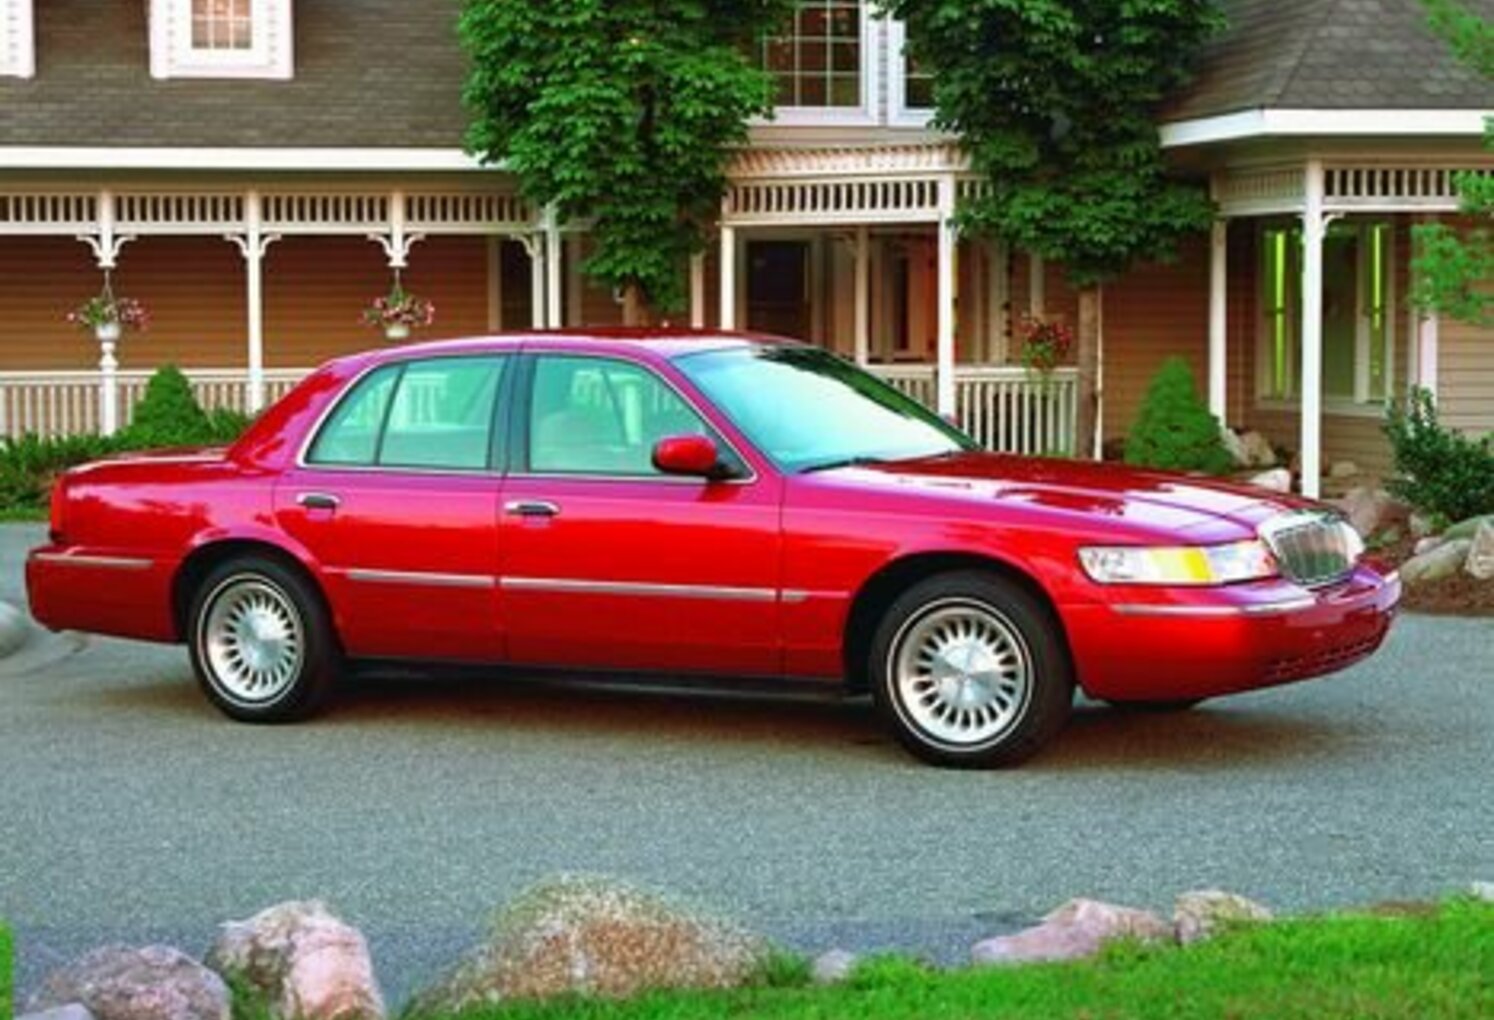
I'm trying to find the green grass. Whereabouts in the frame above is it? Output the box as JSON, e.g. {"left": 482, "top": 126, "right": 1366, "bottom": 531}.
{"left": 1, "top": 921, "right": 13, "bottom": 1020}
{"left": 410, "top": 899, "right": 1494, "bottom": 1020}
{"left": 0, "top": 507, "right": 47, "bottom": 523}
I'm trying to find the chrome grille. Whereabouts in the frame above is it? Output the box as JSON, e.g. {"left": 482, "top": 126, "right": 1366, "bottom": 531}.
{"left": 1259, "top": 512, "right": 1360, "bottom": 588}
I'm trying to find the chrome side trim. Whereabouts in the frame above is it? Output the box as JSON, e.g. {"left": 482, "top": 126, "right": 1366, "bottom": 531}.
{"left": 340, "top": 568, "right": 496, "bottom": 590}
{"left": 500, "top": 576, "right": 778, "bottom": 603}
{"left": 32, "top": 552, "right": 155, "bottom": 571}
{"left": 1112, "top": 596, "right": 1318, "bottom": 618}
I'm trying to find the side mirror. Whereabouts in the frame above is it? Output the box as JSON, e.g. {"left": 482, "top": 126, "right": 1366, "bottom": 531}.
{"left": 652, "top": 434, "right": 733, "bottom": 480}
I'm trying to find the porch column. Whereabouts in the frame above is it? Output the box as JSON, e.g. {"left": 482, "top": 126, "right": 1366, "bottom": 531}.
{"left": 525, "top": 233, "right": 546, "bottom": 329}
{"left": 987, "top": 239, "right": 1010, "bottom": 363}
{"left": 689, "top": 253, "right": 706, "bottom": 329}
{"left": 853, "top": 226, "right": 870, "bottom": 366}
{"left": 719, "top": 225, "right": 737, "bottom": 329}
{"left": 234, "top": 190, "right": 279, "bottom": 413}
{"left": 1208, "top": 217, "right": 1229, "bottom": 421}
{"left": 544, "top": 209, "right": 563, "bottom": 328}
{"left": 80, "top": 188, "right": 136, "bottom": 436}
{"left": 1414, "top": 216, "right": 1440, "bottom": 396}
{"left": 935, "top": 176, "right": 958, "bottom": 416}
{"left": 1300, "top": 161, "right": 1328, "bottom": 499}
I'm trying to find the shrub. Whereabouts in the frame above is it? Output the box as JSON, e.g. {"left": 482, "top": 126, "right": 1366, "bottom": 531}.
{"left": 121, "top": 364, "right": 211, "bottom": 447}
{"left": 1124, "top": 357, "right": 1234, "bottom": 475}
{"left": 1384, "top": 387, "right": 1494, "bottom": 524}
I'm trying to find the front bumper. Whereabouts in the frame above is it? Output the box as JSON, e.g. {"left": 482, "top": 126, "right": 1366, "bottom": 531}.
{"left": 1063, "top": 564, "right": 1401, "bottom": 701}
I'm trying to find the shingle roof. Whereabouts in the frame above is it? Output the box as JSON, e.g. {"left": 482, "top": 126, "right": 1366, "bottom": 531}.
{"left": 1164, "top": 0, "right": 1494, "bottom": 122}
{"left": 0, "top": 0, "right": 472, "bottom": 148}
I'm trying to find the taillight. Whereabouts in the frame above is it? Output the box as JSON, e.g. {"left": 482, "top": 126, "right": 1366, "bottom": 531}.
{"left": 48, "top": 474, "right": 68, "bottom": 544}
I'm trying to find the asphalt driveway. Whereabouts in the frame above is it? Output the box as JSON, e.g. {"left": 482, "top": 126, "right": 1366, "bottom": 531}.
{"left": 1, "top": 523, "right": 1490, "bottom": 1005}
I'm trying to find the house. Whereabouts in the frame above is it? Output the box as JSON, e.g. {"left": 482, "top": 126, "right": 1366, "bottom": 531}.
{"left": 1, "top": 0, "right": 1491, "bottom": 498}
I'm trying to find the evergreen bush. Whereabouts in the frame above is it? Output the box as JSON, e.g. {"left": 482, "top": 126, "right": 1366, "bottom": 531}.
{"left": 1124, "top": 357, "right": 1234, "bottom": 475}
{"left": 1384, "top": 387, "right": 1494, "bottom": 524}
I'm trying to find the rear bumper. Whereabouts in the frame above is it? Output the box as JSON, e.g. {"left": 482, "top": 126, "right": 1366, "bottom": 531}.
{"left": 1065, "top": 565, "right": 1400, "bottom": 701}
{"left": 26, "top": 545, "right": 179, "bottom": 642}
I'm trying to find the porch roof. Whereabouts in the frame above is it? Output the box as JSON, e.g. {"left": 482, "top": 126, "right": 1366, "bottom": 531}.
{"left": 1164, "top": 0, "right": 1494, "bottom": 126}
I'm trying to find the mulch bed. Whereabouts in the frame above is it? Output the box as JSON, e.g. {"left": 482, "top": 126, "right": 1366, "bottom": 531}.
{"left": 1369, "top": 533, "right": 1494, "bottom": 618}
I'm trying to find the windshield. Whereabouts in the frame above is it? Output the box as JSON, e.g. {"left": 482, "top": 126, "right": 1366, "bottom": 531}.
{"left": 674, "top": 346, "right": 976, "bottom": 472}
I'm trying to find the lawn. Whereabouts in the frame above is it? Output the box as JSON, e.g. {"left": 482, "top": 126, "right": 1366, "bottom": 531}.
{"left": 1, "top": 921, "right": 13, "bottom": 1020}
{"left": 418, "top": 899, "right": 1494, "bottom": 1020}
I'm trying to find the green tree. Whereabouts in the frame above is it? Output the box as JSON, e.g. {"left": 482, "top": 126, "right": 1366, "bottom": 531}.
{"left": 1413, "top": 0, "right": 1494, "bottom": 325}
{"left": 878, "top": 0, "right": 1223, "bottom": 455}
{"left": 460, "top": 0, "right": 793, "bottom": 317}
{"left": 1124, "top": 357, "right": 1234, "bottom": 474}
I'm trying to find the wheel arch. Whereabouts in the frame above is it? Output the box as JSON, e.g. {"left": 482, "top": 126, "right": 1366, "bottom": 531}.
{"left": 841, "top": 550, "right": 1071, "bottom": 694}
{"left": 172, "top": 535, "right": 335, "bottom": 644}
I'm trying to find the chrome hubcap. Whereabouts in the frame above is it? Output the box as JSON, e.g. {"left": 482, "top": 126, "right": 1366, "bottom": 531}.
{"left": 891, "top": 600, "right": 1032, "bottom": 748}
{"left": 201, "top": 578, "right": 304, "bottom": 704}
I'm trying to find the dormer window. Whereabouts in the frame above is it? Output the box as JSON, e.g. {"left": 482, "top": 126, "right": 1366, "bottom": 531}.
{"left": 0, "top": 0, "right": 34, "bottom": 79}
{"left": 149, "top": 0, "right": 293, "bottom": 80}
{"left": 762, "top": 1, "right": 877, "bottom": 124}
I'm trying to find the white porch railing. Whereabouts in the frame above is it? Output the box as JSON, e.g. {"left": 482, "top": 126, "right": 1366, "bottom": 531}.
{"left": 0, "top": 368, "right": 309, "bottom": 439}
{"left": 872, "top": 364, "right": 1078, "bottom": 457}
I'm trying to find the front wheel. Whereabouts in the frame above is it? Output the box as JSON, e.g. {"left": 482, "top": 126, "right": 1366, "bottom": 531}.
{"left": 869, "top": 571, "right": 1073, "bottom": 768}
{"left": 188, "top": 557, "right": 340, "bottom": 722}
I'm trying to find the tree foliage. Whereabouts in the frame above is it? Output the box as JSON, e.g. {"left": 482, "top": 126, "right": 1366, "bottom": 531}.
{"left": 877, "top": 0, "right": 1224, "bottom": 287}
{"left": 1413, "top": 0, "right": 1494, "bottom": 324}
{"left": 460, "top": 1, "right": 793, "bottom": 315}
{"left": 1124, "top": 357, "right": 1234, "bottom": 475}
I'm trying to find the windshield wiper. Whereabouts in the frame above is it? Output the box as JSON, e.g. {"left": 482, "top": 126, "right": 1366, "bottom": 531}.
{"left": 799, "top": 455, "right": 892, "bottom": 474}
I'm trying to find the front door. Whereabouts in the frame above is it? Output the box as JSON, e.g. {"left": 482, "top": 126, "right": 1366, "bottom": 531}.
{"left": 275, "top": 354, "right": 512, "bottom": 662}
{"left": 747, "top": 240, "right": 811, "bottom": 340}
{"left": 498, "top": 352, "right": 783, "bottom": 676}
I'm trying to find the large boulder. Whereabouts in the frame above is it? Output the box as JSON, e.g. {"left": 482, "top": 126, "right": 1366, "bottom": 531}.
{"left": 1401, "top": 539, "right": 1474, "bottom": 587}
{"left": 970, "top": 899, "right": 1170, "bottom": 966}
{"left": 1465, "top": 520, "right": 1494, "bottom": 581}
{"left": 27, "top": 946, "right": 230, "bottom": 1020}
{"left": 411, "top": 877, "right": 768, "bottom": 1010}
{"left": 1238, "top": 431, "right": 1278, "bottom": 469}
{"left": 1445, "top": 514, "right": 1494, "bottom": 541}
{"left": 810, "top": 950, "right": 859, "bottom": 985}
{"left": 205, "top": 901, "right": 384, "bottom": 1020}
{"left": 1247, "top": 468, "right": 1293, "bottom": 493}
{"left": 1330, "top": 486, "right": 1409, "bottom": 540}
{"left": 1173, "top": 890, "right": 1273, "bottom": 945}
{"left": 19, "top": 1006, "right": 96, "bottom": 1020}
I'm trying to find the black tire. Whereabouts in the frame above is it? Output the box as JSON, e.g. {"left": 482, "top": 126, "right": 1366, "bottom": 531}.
{"left": 868, "top": 570, "right": 1073, "bottom": 768}
{"left": 187, "top": 556, "right": 340, "bottom": 722}
{"left": 1103, "top": 698, "right": 1205, "bottom": 714}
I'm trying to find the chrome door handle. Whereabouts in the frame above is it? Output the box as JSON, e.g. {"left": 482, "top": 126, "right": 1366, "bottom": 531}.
{"left": 504, "top": 500, "right": 561, "bottom": 518}
{"left": 297, "top": 492, "right": 341, "bottom": 511}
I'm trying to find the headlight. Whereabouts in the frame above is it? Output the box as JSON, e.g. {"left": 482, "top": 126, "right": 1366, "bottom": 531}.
{"left": 1078, "top": 540, "right": 1278, "bottom": 586}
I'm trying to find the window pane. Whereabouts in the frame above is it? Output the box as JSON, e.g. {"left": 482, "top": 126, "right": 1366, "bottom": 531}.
{"left": 308, "top": 365, "right": 400, "bottom": 466}
{"left": 1368, "top": 224, "right": 1390, "bottom": 400}
{"left": 191, "top": 0, "right": 254, "bottom": 50}
{"left": 378, "top": 357, "right": 506, "bottom": 470}
{"left": 762, "top": 1, "right": 862, "bottom": 108}
{"left": 529, "top": 357, "right": 711, "bottom": 476}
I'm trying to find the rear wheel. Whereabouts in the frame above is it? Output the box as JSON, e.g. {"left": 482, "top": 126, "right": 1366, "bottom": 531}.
{"left": 188, "top": 557, "right": 339, "bottom": 722}
{"left": 869, "top": 571, "right": 1073, "bottom": 768}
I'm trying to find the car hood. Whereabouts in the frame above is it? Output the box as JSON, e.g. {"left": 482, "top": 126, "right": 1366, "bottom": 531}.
{"left": 818, "top": 451, "right": 1313, "bottom": 541}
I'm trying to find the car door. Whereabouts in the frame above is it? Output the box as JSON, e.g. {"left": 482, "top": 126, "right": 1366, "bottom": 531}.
{"left": 498, "top": 351, "right": 784, "bottom": 676}
{"left": 275, "top": 354, "right": 512, "bottom": 662}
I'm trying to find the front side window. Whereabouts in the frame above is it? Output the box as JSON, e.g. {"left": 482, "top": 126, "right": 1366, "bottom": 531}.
{"left": 192, "top": 0, "right": 253, "bottom": 50}
{"left": 676, "top": 346, "right": 973, "bottom": 472}
{"left": 308, "top": 357, "right": 507, "bottom": 471}
{"left": 762, "top": 1, "right": 864, "bottom": 109}
{"left": 527, "top": 356, "right": 720, "bottom": 477}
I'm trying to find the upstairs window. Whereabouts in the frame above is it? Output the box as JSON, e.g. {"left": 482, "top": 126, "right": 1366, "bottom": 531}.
{"left": 150, "top": 0, "right": 293, "bottom": 80}
{"left": 761, "top": 1, "right": 875, "bottom": 122}
{"left": 886, "top": 19, "right": 933, "bottom": 125}
{"left": 0, "top": 0, "right": 34, "bottom": 79}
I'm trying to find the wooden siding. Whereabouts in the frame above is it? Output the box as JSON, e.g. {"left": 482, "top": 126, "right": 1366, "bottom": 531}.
{"left": 1440, "top": 316, "right": 1494, "bottom": 436}
{"left": 0, "top": 237, "right": 111, "bottom": 371}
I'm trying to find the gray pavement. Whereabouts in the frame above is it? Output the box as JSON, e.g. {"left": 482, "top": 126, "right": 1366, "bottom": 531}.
{"left": 1, "top": 522, "right": 1491, "bottom": 1006}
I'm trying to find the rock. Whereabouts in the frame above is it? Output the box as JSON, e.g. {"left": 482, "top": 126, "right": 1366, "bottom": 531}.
{"left": 1173, "top": 890, "right": 1273, "bottom": 945}
{"left": 1330, "top": 486, "right": 1409, "bottom": 539}
{"left": 1445, "top": 514, "right": 1494, "bottom": 541}
{"left": 1409, "top": 512, "right": 1441, "bottom": 539}
{"left": 1465, "top": 520, "right": 1494, "bottom": 581}
{"left": 1329, "top": 460, "right": 1361, "bottom": 480}
{"left": 1399, "top": 539, "right": 1473, "bottom": 587}
{"left": 411, "top": 876, "right": 768, "bottom": 1010}
{"left": 970, "top": 898, "right": 1170, "bottom": 966}
{"left": 810, "top": 949, "right": 858, "bottom": 985}
{"left": 1414, "top": 536, "right": 1446, "bottom": 557}
{"left": 205, "top": 901, "right": 384, "bottom": 1020}
{"left": 1238, "top": 431, "right": 1277, "bottom": 468}
{"left": 1221, "top": 429, "right": 1247, "bottom": 467}
{"left": 19, "top": 1006, "right": 97, "bottom": 1020}
{"left": 1471, "top": 881, "right": 1494, "bottom": 903}
{"left": 1247, "top": 468, "right": 1293, "bottom": 493}
{"left": 28, "top": 946, "right": 230, "bottom": 1020}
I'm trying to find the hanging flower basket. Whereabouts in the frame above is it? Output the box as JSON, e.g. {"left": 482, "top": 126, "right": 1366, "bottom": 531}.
{"left": 67, "top": 293, "right": 149, "bottom": 344}
{"left": 362, "top": 284, "right": 434, "bottom": 342}
{"left": 1018, "top": 315, "right": 1075, "bottom": 384}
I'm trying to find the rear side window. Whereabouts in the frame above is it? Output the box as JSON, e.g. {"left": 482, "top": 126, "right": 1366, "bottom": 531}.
{"left": 307, "top": 357, "right": 508, "bottom": 470}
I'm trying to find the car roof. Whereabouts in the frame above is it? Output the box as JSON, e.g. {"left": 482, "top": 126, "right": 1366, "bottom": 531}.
{"left": 346, "top": 328, "right": 798, "bottom": 369}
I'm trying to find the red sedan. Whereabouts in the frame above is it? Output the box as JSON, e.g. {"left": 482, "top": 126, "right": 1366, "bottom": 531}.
{"left": 27, "top": 332, "right": 1400, "bottom": 767}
